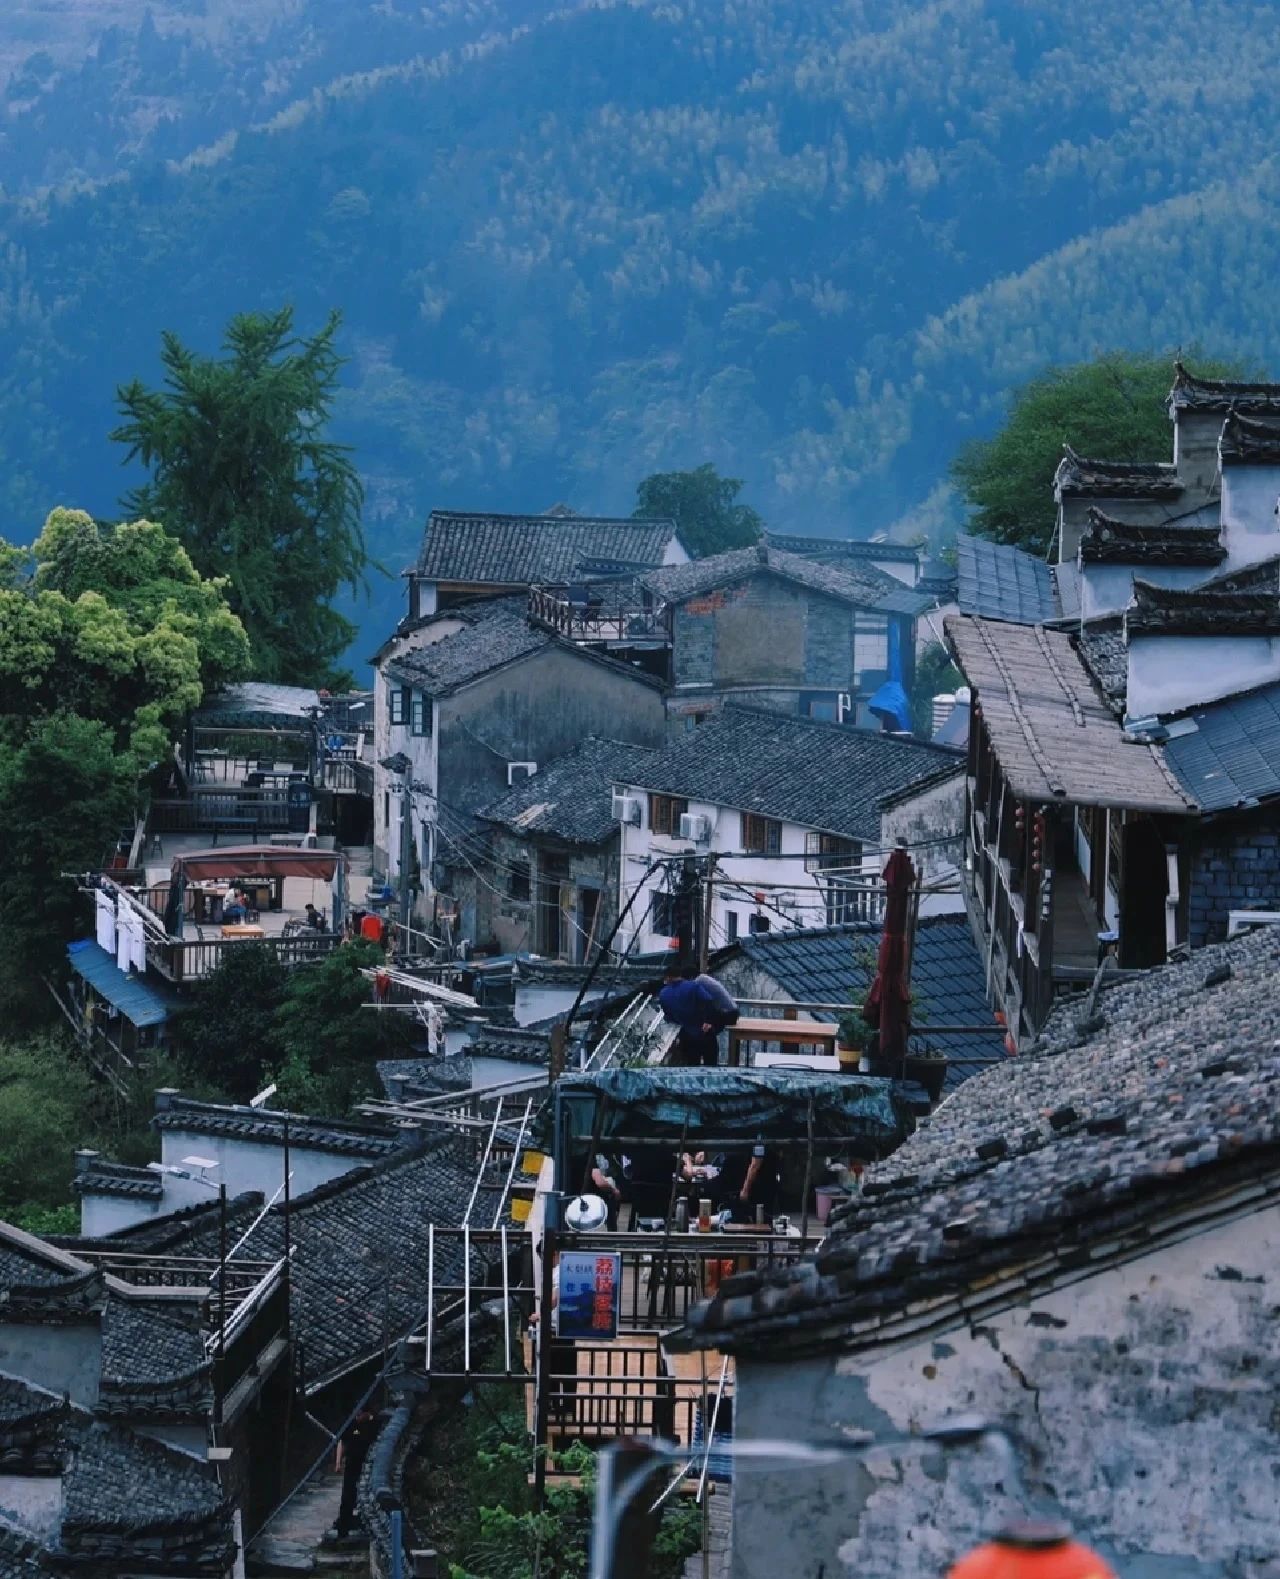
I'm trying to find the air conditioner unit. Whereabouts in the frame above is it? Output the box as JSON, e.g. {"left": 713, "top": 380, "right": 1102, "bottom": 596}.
{"left": 507, "top": 761, "right": 538, "bottom": 785}
{"left": 678, "top": 812, "right": 709, "bottom": 843}
{"left": 612, "top": 793, "right": 641, "bottom": 826}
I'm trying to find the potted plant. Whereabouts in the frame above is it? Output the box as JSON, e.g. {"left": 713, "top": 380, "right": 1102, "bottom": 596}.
{"left": 904, "top": 1044, "right": 948, "bottom": 1103}
{"left": 836, "top": 1011, "right": 865, "bottom": 1071}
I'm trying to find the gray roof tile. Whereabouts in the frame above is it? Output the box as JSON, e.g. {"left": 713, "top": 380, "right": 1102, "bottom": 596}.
{"left": 641, "top": 545, "right": 932, "bottom": 616}
{"left": 154, "top": 1096, "right": 403, "bottom": 1160}
{"left": 481, "top": 737, "right": 661, "bottom": 846}
{"left": 676, "top": 927, "right": 1280, "bottom": 1355}
{"left": 623, "top": 705, "right": 962, "bottom": 842}
{"left": 735, "top": 917, "right": 1006, "bottom": 1089}
{"left": 1163, "top": 680, "right": 1280, "bottom": 811}
{"left": 387, "top": 598, "right": 551, "bottom": 696}
{"left": 955, "top": 534, "right": 1060, "bottom": 625}
{"left": 416, "top": 509, "right": 680, "bottom": 584}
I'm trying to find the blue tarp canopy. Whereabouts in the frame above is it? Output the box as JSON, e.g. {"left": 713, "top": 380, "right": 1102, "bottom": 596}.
{"left": 867, "top": 678, "right": 913, "bottom": 733}
{"left": 66, "top": 941, "right": 171, "bottom": 1028}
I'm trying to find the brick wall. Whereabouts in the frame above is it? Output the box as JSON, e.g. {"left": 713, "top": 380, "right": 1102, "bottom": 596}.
{"left": 670, "top": 571, "right": 856, "bottom": 693}
{"left": 1187, "top": 813, "right": 1280, "bottom": 946}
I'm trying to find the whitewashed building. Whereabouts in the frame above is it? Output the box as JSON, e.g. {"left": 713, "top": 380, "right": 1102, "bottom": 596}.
{"left": 611, "top": 706, "right": 964, "bottom": 953}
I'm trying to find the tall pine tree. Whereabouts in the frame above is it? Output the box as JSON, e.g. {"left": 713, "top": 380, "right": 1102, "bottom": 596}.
{"left": 113, "top": 308, "right": 365, "bottom": 685}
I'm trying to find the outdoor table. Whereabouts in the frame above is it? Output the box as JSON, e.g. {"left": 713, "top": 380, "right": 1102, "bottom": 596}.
{"left": 220, "top": 923, "right": 266, "bottom": 939}
{"left": 727, "top": 1016, "right": 839, "bottom": 1067}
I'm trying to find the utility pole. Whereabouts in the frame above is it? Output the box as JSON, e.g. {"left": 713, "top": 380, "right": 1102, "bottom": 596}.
{"left": 698, "top": 852, "right": 718, "bottom": 973}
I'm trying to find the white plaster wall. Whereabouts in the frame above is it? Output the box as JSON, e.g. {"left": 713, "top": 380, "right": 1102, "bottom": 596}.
{"left": 1220, "top": 466, "right": 1280, "bottom": 568}
{"left": 158, "top": 1128, "right": 370, "bottom": 1202}
{"left": 0, "top": 1475, "right": 61, "bottom": 1542}
{"left": 617, "top": 793, "right": 868, "bottom": 951}
{"left": 0, "top": 1324, "right": 100, "bottom": 1409}
{"left": 730, "top": 1200, "right": 1280, "bottom": 1578}
{"left": 512, "top": 983, "right": 605, "bottom": 1026}
{"left": 1079, "top": 563, "right": 1210, "bottom": 622}
{"left": 664, "top": 538, "right": 692, "bottom": 566}
{"left": 80, "top": 1192, "right": 165, "bottom": 1239}
{"left": 1126, "top": 633, "right": 1280, "bottom": 718}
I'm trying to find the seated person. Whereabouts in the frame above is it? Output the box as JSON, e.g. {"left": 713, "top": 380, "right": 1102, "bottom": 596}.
{"left": 304, "top": 902, "right": 326, "bottom": 931}
{"left": 590, "top": 1152, "right": 629, "bottom": 1230}
{"left": 222, "top": 889, "right": 248, "bottom": 924}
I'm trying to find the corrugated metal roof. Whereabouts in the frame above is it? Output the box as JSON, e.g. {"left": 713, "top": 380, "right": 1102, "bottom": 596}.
{"left": 955, "top": 534, "right": 1060, "bottom": 625}
{"left": 1163, "top": 681, "right": 1280, "bottom": 812}
{"left": 66, "top": 941, "right": 171, "bottom": 1028}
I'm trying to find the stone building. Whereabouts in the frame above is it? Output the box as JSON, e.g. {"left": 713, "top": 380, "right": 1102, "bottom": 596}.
{"left": 473, "top": 736, "right": 660, "bottom": 959}
{"left": 673, "top": 924, "right": 1280, "bottom": 1578}
{"left": 637, "top": 543, "right": 933, "bottom": 730}
{"left": 371, "top": 597, "right": 666, "bottom": 935}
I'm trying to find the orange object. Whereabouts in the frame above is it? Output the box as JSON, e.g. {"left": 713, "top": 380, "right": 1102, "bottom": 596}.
{"left": 948, "top": 1524, "right": 1116, "bottom": 1579}
{"left": 361, "top": 913, "right": 384, "bottom": 943}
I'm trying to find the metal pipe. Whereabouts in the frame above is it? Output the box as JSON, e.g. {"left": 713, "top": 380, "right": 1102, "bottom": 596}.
{"left": 390, "top": 1508, "right": 403, "bottom": 1579}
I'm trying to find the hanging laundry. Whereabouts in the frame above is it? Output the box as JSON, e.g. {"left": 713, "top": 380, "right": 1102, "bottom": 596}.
{"left": 95, "top": 890, "right": 117, "bottom": 956}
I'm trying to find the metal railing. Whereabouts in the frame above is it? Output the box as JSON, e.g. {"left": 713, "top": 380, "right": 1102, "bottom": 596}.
{"left": 146, "top": 930, "right": 338, "bottom": 983}
{"left": 150, "top": 788, "right": 297, "bottom": 836}
{"left": 322, "top": 757, "right": 374, "bottom": 795}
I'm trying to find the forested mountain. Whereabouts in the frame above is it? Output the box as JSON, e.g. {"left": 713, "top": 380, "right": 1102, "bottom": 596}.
{"left": 3, "top": 0, "right": 1280, "bottom": 656}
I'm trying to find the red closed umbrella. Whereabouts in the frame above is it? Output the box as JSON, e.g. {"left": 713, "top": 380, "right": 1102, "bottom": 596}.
{"left": 862, "top": 843, "right": 915, "bottom": 1069}
{"left": 948, "top": 1523, "right": 1117, "bottom": 1579}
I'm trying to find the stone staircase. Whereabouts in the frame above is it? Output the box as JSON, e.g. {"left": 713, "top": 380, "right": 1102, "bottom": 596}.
{"left": 681, "top": 1485, "right": 732, "bottom": 1579}
{"left": 247, "top": 1467, "right": 367, "bottom": 1576}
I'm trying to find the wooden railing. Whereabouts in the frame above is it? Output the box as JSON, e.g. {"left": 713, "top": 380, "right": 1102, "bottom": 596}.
{"left": 150, "top": 787, "right": 295, "bottom": 836}
{"left": 528, "top": 584, "right": 672, "bottom": 643}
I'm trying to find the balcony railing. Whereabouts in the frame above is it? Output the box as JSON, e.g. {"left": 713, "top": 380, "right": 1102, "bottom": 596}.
{"left": 528, "top": 584, "right": 672, "bottom": 643}
{"left": 146, "top": 930, "right": 338, "bottom": 984}
{"left": 321, "top": 756, "right": 373, "bottom": 795}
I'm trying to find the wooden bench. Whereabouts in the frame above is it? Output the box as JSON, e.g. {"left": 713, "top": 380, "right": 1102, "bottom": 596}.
{"left": 209, "top": 817, "right": 257, "bottom": 847}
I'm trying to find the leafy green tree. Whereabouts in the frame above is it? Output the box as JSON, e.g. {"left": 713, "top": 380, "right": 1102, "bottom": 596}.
{"left": 0, "top": 715, "right": 138, "bottom": 1013}
{"left": 911, "top": 643, "right": 962, "bottom": 737}
{"left": 951, "top": 352, "right": 1249, "bottom": 555}
{"left": 112, "top": 308, "right": 366, "bottom": 686}
{"left": 0, "top": 1036, "right": 97, "bottom": 1214}
{"left": 0, "top": 508, "right": 250, "bottom": 761}
{"left": 634, "top": 463, "right": 763, "bottom": 558}
{"left": 174, "top": 944, "right": 290, "bottom": 1100}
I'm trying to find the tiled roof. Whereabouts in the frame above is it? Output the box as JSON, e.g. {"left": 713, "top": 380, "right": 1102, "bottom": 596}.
{"left": 481, "top": 737, "right": 661, "bottom": 846}
{"left": 1125, "top": 576, "right": 1280, "bottom": 638}
{"left": 1169, "top": 361, "right": 1280, "bottom": 414}
{"left": 0, "top": 1378, "right": 232, "bottom": 1572}
{"left": 65, "top": 941, "right": 171, "bottom": 1029}
{"left": 945, "top": 616, "right": 1194, "bottom": 813}
{"left": 126, "top": 1137, "right": 502, "bottom": 1392}
{"left": 386, "top": 597, "right": 551, "bottom": 696}
{"left": 193, "top": 681, "right": 321, "bottom": 725}
{"left": 621, "top": 705, "right": 963, "bottom": 842}
{"left": 640, "top": 544, "right": 931, "bottom": 617}
{"left": 377, "top": 1055, "right": 475, "bottom": 1098}
{"left": 733, "top": 917, "right": 1006, "bottom": 1090}
{"left": 98, "top": 1296, "right": 211, "bottom": 1418}
{"left": 764, "top": 532, "right": 921, "bottom": 566}
{"left": 1078, "top": 507, "right": 1226, "bottom": 566}
{"left": 954, "top": 534, "right": 1059, "bottom": 625}
{"left": 72, "top": 1161, "right": 163, "bottom": 1201}
{"left": 154, "top": 1095, "right": 404, "bottom": 1159}
{"left": 1054, "top": 445, "right": 1183, "bottom": 499}
{"left": 416, "top": 509, "right": 680, "bottom": 584}
{"left": 1075, "top": 625, "right": 1127, "bottom": 715}
{"left": 675, "top": 927, "right": 1280, "bottom": 1355}
{"left": 1162, "top": 680, "right": 1280, "bottom": 812}
{"left": 1219, "top": 410, "right": 1280, "bottom": 465}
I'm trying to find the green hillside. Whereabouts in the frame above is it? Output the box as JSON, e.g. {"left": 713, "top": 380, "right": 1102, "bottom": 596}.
{"left": 2, "top": 0, "right": 1279, "bottom": 655}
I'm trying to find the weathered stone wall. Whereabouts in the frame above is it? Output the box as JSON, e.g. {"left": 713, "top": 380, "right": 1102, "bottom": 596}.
{"left": 1187, "top": 812, "right": 1280, "bottom": 947}
{"left": 730, "top": 1200, "right": 1280, "bottom": 1578}
{"left": 670, "top": 573, "right": 856, "bottom": 695}
{"left": 475, "top": 828, "right": 616, "bottom": 958}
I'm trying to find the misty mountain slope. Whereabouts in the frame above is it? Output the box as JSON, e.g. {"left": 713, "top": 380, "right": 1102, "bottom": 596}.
{"left": 2, "top": 0, "right": 1280, "bottom": 659}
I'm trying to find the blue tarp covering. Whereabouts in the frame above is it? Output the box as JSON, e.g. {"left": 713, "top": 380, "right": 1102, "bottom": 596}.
{"left": 867, "top": 678, "right": 913, "bottom": 733}
{"left": 66, "top": 941, "right": 170, "bottom": 1028}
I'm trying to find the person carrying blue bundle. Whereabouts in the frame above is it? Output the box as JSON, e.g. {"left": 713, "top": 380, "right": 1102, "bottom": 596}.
{"left": 658, "top": 953, "right": 739, "bottom": 1066}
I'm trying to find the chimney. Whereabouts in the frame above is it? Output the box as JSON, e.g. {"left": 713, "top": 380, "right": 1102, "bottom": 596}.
{"left": 154, "top": 1086, "right": 180, "bottom": 1113}
{"left": 74, "top": 1149, "right": 100, "bottom": 1178}
{"left": 755, "top": 542, "right": 769, "bottom": 564}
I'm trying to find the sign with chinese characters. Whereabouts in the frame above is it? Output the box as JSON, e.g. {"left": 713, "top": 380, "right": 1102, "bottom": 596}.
{"left": 558, "top": 1251, "right": 621, "bottom": 1341}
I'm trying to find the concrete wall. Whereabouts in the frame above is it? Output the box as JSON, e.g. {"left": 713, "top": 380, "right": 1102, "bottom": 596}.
{"left": 158, "top": 1127, "right": 371, "bottom": 1202}
{"left": 1173, "top": 409, "right": 1223, "bottom": 497}
{"left": 1127, "top": 633, "right": 1280, "bottom": 718}
{"left": 729, "top": 1199, "right": 1280, "bottom": 1578}
{"left": 476, "top": 828, "right": 617, "bottom": 960}
{"left": 0, "top": 1322, "right": 100, "bottom": 1409}
{"left": 1186, "top": 813, "right": 1280, "bottom": 946}
{"left": 1079, "top": 562, "right": 1210, "bottom": 622}
{"left": 81, "top": 1192, "right": 166, "bottom": 1238}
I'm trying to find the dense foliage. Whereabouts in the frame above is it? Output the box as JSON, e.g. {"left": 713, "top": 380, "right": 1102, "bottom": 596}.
{"left": 635, "top": 464, "right": 763, "bottom": 558}
{"left": 952, "top": 352, "right": 1250, "bottom": 554}
{"left": 113, "top": 310, "right": 365, "bottom": 686}
{"left": 175, "top": 940, "right": 414, "bottom": 1109}
{"left": 3, "top": 2, "right": 1280, "bottom": 660}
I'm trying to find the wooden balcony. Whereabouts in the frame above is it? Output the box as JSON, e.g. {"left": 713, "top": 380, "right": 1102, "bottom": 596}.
{"left": 528, "top": 584, "right": 673, "bottom": 645}
{"left": 145, "top": 929, "right": 338, "bottom": 985}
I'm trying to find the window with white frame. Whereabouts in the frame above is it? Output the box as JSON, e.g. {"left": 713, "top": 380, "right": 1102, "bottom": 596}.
{"left": 389, "top": 684, "right": 409, "bottom": 726}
